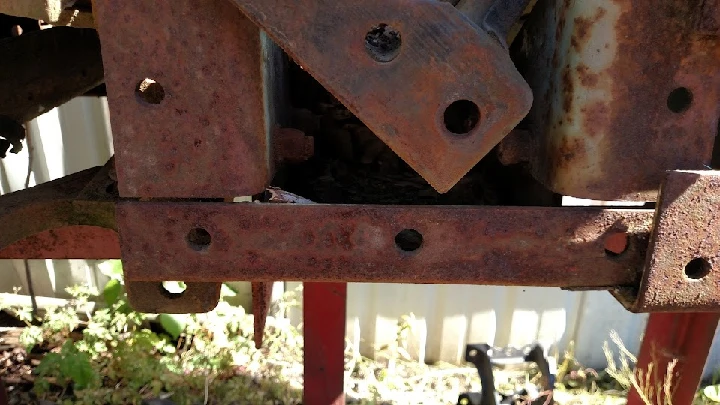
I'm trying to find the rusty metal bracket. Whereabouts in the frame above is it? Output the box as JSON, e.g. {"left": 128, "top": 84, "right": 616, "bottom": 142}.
{"left": 230, "top": 0, "right": 532, "bottom": 193}
{"left": 9, "top": 168, "right": 720, "bottom": 315}
{"left": 125, "top": 282, "right": 221, "bottom": 314}
{"left": 115, "top": 201, "right": 653, "bottom": 311}
{"left": 614, "top": 170, "right": 720, "bottom": 312}
{"left": 93, "top": 0, "right": 286, "bottom": 198}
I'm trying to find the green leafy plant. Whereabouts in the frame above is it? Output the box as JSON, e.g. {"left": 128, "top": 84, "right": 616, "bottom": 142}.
{"left": 35, "top": 340, "right": 96, "bottom": 392}
{"left": 1, "top": 260, "right": 305, "bottom": 404}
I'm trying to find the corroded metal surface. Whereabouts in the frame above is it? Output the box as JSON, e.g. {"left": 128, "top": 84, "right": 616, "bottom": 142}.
{"left": 125, "top": 281, "right": 221, "bottom": 313}
{"left": 0, "top": 227, "right": 119, "bottom": 259}
{"left": 0, "top": 27, "right": 104, "bottom": 124}
{"left": 117, "top": 202, "right": 653, "bottom": 287}
{"left": 273, "top": 128, "right": 314, "bottom": 166}
{"left": 515, "top": 0, "right": 720, "bottom": 200}
{"left": 618, "top": 171, "right": 720, "bottom": 312}
{"left": 231, "top": 0, "right": 532, "bottom": 193}
{"left": 0, "top": 165, "right": 116, "bottom": 258}
{"left": 251, "top": 281, "right": 273, "bottom": 349}
{"left": 93, "top": 0, "right": 284, "bottom": 198}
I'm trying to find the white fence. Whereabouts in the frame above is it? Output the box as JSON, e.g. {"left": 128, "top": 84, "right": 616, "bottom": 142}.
{"left": 2, "top": 97, "right": 720, "bottom": 376}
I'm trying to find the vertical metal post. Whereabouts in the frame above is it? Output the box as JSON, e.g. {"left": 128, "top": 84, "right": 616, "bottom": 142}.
{"left": 0, "top": 380, "right": 8, "bottom": 405}
{"left": 304, "top": 282, "right": 347, "bottom": 405}
{"left": 627, "top": 313, "right": 720, "bottom": 405}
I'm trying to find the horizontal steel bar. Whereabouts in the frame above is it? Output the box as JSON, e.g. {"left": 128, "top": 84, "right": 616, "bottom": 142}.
{"left": 0, "top": 165, "right": 117, "bottom": 259}
{"left": 117, "top": 202, "right": 653, "bottom": 287}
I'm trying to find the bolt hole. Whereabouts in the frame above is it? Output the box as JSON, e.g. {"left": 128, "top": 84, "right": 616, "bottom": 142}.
{"left": 667, "top": 87, "right": 692, "bottom": 113}
{"left": 395, "top": 229, "right": 423, "bottom": 252}
{"left": 365, "top": 24, "right": 402, "bottom": 63}
{"left": 468, "top": 349, "right": 478, "bottom": 358}
{"left": 187, "top": 227, "right": 211, "bottom": 251}
{"left": 685, "top": 257, "right": 711, "bottom": 280}
{"left": 160, "top": 281, "right": 187, "bottom": 299}
{"left": 136, "top": 78, "right": 165, "bottom": 105}
{"left": 443, "top": 100, "right": 481, "bottom": 135}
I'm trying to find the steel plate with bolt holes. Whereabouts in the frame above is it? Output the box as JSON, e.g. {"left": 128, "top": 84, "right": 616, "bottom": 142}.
{"left": 116, "top": 202, "right": 652, "bottom": 287}
{"left": 230, "top": 0, "right": 532, "bottom": 193}
{"left": 613, "top": 171, "right": 720, "bottom": 312}
{"left": 93, "top": 0, "right": 285, "bottom": 198}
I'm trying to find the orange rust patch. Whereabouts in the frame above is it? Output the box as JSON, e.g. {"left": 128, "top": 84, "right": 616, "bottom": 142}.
{"left": 572, "top": 8, "right": 607, "bottom": 51}
{"left": 552, "top": 136, "right": 587, "bottom": 173}
{"left": 576, "top": 63, "right": 600, "bottom": 87}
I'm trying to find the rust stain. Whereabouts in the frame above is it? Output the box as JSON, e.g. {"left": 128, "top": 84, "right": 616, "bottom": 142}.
{"left": 0, "top": 227, "right": 120, "bottom": 259}
{"left": 581, "top": 101, "right": 610, "bottom": 138}
{"left": 561, "top": 64, "right": 574, "bottom": 113}
{"left": 551, "top": 136, "right": 586, "bottom": 174}
{"left": 575, "top": 63, "right": 600, "bottom": 87}
{"left": 572, "top": 7, "right": 607, "bottom": 51}
{"left": 519, "top": 0, "right": 719, "bottom": 200}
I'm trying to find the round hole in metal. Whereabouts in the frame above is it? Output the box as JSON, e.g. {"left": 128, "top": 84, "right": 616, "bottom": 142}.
{"left": 160, "top": 281, "right": 187, "bottom": 299}
{"left": 136, "top": 78, "right": 165, "bottom": 104}
{"left": 667, "top": 87, "right": 692, "bottom": 113}
{"left": 444, "top": 100, "right": 480, "bottom": 135}
{"left": 685, "top": 257, "right": 711, "bottom": 280}
{"left": 187, "top": 227, "right": 211, "bottom": 251}
{"left": 395, "top": 229, "right": 423, "bottom": 252}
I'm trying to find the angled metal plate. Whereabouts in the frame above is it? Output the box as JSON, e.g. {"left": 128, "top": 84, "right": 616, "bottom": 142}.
{"left": 230, "top": 0, "right": 532, "bottom": 193}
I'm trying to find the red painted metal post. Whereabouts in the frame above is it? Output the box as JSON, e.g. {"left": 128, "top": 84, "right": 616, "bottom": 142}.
{"left": 304, "top": 282, "right": 347, "bottom": 405}
{"left": 627, "top": 313, "right": 720, "bottom": 405}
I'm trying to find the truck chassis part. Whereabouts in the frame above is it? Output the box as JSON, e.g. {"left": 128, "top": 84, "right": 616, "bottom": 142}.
{"left": 1, "top": 0, "right": 719, "bottom": 403}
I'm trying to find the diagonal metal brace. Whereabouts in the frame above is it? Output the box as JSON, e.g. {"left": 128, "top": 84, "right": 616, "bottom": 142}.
{"left": 230, "top": 0, "right": 532, "bottom": 193}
